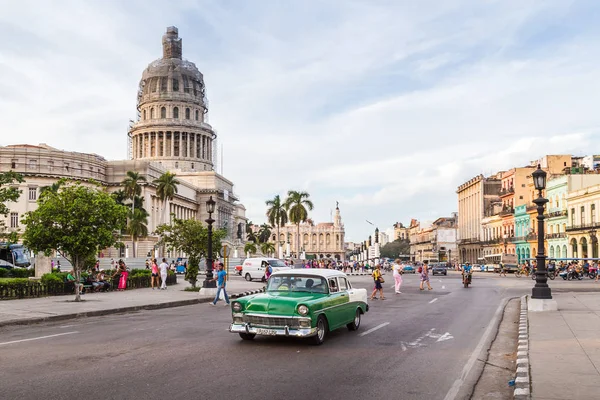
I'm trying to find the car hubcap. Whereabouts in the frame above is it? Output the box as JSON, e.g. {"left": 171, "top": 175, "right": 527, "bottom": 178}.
{"left": 355, "top": 312, "right": 360, "bottom": 326}
{"left": 318, "top": 320, "right": 324, "bottom": 340}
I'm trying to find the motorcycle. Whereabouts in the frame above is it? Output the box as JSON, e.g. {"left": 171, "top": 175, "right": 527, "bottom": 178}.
{"left": 530, "top": 269, "right": 556, "bottom": 280}
{"left": 562, "top": 268, "right": 583, "bottom": 281}
{"left": 463, "top": 272, "right": 472, "bottom": 288}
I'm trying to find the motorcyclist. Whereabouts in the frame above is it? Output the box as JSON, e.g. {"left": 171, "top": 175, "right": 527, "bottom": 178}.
{"left": 462, "top": 263, "right": 473, "bottom": 284}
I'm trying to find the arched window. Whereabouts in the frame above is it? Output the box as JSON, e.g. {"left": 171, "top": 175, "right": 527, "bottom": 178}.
{"left": 185, "top": 108, "right": 190, "bottom": 119}
{"left": 160, "top": 107, "right": 166, "bottom": 118}
{"left": 150, "top": 108, "right": 154, "bottom": 119}
{"left": 173, "top": 107, "right": 179, "bottom": 119}
{"left": 195, "top": 110, "right": 199, "bottom": 121}
{"left": 143, "top": 110, "right": 146, "bottom": 120}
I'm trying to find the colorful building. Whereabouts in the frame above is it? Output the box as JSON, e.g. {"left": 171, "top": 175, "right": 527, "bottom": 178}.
{"left": 513, "top": 205, "right": 531, "bottom": 263}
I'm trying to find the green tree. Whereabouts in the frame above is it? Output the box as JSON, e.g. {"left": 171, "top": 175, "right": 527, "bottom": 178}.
{"left": 127, "top": 208, "right": 148, "bottom": 258}
{"left": 155, "top": 218, "right": 227, "bottom": 287}
{"left": 284, "top": 190, "right": 314, "bottom": 259}
{"left": 153, "top": 172, "right": 179, "bottom": 225}
{"left": 260, "top": 242, "right": 275, "bottom": 257}
{"left": 246, "top": 221, "right": 258, "bottom": 243}
{"left": 0, "top": 171, "right": 24, "bottom": 239}
{"left": 22, "top": 182, "right": 127, "bottom": 301}
{"left": 380, "top": 239, "right": 411, "bottom": 259}
{"left": 244, "top": 242, "right": 257, "bottom": 257}
{"left": 121, "top": 171, "right": 146, "bottom": 215}
{"left": 266, "top": 194, "right": 288, "bottom": 258}
{"left": 257, "top": 224, "right": 272, "bottom": 244}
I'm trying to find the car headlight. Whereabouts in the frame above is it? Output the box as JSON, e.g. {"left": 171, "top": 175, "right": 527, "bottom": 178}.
{"left": 232, "top": 302, "right": 242, "bottom": 312}
{"left": 298, "top": 305, "right": 309, "bottom": 316}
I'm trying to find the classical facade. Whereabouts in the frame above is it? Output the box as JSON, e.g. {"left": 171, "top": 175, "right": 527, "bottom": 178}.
{"left": 457, "top": 174, "right": 501, "bottom": 264}
{"left": 409, "top": 215, "right": 458, "bottom": 263}
{"left": 566, "top": 183, "right": 600, "bottom": 259}
{"left": 393, "top": 222, "right": 409, "bottom": 240}
{"left": 0, "top": 27, "right": 248, "bottom": 259}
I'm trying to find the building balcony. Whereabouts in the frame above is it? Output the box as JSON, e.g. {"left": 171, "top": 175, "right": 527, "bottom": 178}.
{"left": 499, "top": 207, "right": 514, "bottom": 216}
{"left": 511, "top": 236, "right": 526, "bottom": 243}
{"left": 499, "top": 187, "right": 515, "bottom": 197}
{"left": 481, "top": 238, "right": 501, "bottom": 245}
{"left": 526, "top": 233, "right": 538, "bottom": 241}
{"left": 566, "top": 222, "right": 600, "bottom": 232}
{"left": 526, "top": 205, "right": 538, "bottom": 212}
{"left": 547, "top": 210, "right": 568, "bottom": 218}
{"left": 546, "top": 233, "right": 566, "bottom": 239}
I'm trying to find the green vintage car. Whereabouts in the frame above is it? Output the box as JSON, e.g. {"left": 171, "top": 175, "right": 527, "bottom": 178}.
{"left": 229, "top": 269, "right": 369, "bottom": 345}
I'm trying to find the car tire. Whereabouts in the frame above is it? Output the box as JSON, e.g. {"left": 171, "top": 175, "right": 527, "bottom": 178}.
{"left": 239, "top": 333, "right": 256, "bottom": 341}
{"left": 311, "top": 315, "right": 328, "bottom": 345}
{"left": 245, "top": 273, "right": 252, "bottom": 282}
{"left": 347, "top": 309, "right": 361, "bottom": 331}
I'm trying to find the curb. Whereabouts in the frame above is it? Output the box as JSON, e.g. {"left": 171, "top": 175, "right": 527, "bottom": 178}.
{"left": 514, "top": 295, "right": 531, "bottom": 399}
{"left": 0, "top": 288, "right": 265, "bottom": 329}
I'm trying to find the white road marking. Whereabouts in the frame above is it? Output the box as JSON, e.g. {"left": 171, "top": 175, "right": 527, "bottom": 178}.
{"left": 0, "top": 331, "right": 79, "bottom": 346}
{"left": 442, "top": 286, "right": 446, "bottom": 289}
{"left": 437, "top": 332, "right": 454, "bottom": 342}
{"left": 443, "top": 298, "right": 508, "bottom": 400}
{"left": 59, "top": 325, "right": 75, "bottom": 328}
{"left": 429, "top": 298, "right": 438, "bottom": 304}
{"left": 400, "top": 342, "right": 407, "bottom": 351}
{"left": 359, "top": 322, "right": 390, "bottom": 337}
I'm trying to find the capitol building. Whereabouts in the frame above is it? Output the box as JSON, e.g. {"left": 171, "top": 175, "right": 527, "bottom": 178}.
{"left": 0, "top": 27, "right": 248, "bottom": 259}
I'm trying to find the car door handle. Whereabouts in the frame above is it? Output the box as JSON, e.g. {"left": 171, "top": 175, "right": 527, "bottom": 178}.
{"left": 340, "top": 293, "right": 347, "bottom": 296}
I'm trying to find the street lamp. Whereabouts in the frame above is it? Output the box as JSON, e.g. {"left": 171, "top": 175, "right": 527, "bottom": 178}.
{"left": 202, "top": 196, "right": 217, "bottom": 289}
{"left": 531, "top": 165, "right": 552, "bottom": 300}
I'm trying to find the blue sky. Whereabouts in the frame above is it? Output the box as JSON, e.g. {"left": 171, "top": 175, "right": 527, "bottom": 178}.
{"left": 1, "top": 0, "right": 600, "bottom": 242}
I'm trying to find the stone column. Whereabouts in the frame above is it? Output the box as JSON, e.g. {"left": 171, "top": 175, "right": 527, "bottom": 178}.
{"left": 34, "top": 252, "right": 51, "bottom": 278}
{"left": 192, "top": 133, "right": 197, "bottom": 159}
{"left": 154, "top": 132, "right": 159, "bottom": 157}
{"left": 170, "top": 132, "right": 174, "bottom": 157}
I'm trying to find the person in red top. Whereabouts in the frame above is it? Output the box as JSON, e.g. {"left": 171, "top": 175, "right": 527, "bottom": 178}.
{"left": 151, "top": 259, "right": 159, "bottom": 290}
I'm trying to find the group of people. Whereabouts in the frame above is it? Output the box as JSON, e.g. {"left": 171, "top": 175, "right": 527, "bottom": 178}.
{"left": 147, "top": 258, "right": 171, "bottom": 290}
{"left": 369, "top": 259, "right": 434, "bottom": 300}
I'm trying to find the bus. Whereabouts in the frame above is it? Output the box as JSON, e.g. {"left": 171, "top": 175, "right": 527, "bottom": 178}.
{"left": 0, "top": 243, "right": 32, "bottom": 269}
{"left": 483, "top": 253, "right": 518, "bottom": 273}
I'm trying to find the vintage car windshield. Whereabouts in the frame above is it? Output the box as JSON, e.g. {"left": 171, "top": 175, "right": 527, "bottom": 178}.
{"left": 267, "top": 275, "right": 328, "bottom": 294}
{"left": 267, "top": 259, "right": 287, "bottom": 268}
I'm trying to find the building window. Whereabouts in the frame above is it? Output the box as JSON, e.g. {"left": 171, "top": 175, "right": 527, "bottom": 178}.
{"left": 29, "top": 159, "right": 37, "bottom": 169}
{"left": 175, "top": 162, "right": 179, "bottom": 168}
{"left": 185, "top": 108, "right": 190, "bottom": 119}
{"left": 143, "top": 110, "right": 146, "bottom": 120}
{"left": 10, "top": 212, "right": 18, "bottom": 228}
{"left": 519, "top": 196, "right": 523, "bottom": 200}
{"left": 195, "top": 110, "right": 199, "bottom": 121}
{"left": 28, "top": 187, "right": 37, "bottom": 201}
{"left": 160, "top": 77, "right": 167, "bottom": 92}
{"left": 191, "top": 163, "right": 194, "bottom": 169}
{"left": 581, "top": 206, "right": 585, "bottom": 225}
{"left": 182, "top": 75, "right": 190, "bottom": 93}
{"left": 173, "top": 107, "right": 179, "bottom": 119}
{"left": 161, "top": 107, "right": 166, "bottom": 118}
{"left": 592, "top": 204, "right": 596, "bottom": 224}
{"left": 150, "top": 108, "right": 155, "bottom": 119}
{"left": 11, "top": 159, "right": 17, "bottom": 169}
{"left": 571, "top": 208, "right": 575, "bottom": 226}
{"left": 172, "top": 78, "right": 179, "bottom": 92}
{"left": 48, "top": 161, "right": 54, "bottom": 172}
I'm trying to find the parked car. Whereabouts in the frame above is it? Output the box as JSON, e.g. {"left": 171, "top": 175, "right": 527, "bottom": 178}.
{"left": 229, "top": 269, "right": 369, "bottom": 345}
{"left": 241, "top": 257, "right": 291, "bottom": 281}
{"left": 431, "top": 264, "right": 447, "bottom": 276}
{"left": 401, "top": 265, "right": 416, "bottom": 274}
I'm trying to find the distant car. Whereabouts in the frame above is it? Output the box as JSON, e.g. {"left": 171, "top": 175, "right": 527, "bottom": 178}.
{"left": 175, "top": 264, "right": 186, "bottom": 275}
{"left": 401, "top": 265, "right": 416, "bottom": 274}
{"left": 432, "top": 265, "right": 447, "bottom": 276}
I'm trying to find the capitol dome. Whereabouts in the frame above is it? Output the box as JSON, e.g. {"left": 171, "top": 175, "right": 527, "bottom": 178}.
{"left": 129, "top": 26, "right": 216, "bottom": 172}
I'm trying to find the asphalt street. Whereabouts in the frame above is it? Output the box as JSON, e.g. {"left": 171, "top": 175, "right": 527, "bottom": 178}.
{"left": 0, "top": 272, "right": 542, "bottom": 400}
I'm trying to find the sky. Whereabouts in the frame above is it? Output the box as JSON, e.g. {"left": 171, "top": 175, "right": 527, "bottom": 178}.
{"left": 2, "top": 0, "right": 600, "bottom": 242}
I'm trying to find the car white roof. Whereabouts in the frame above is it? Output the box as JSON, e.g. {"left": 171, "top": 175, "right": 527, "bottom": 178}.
{"left": 270, "top": 268, "right": 347, "bottom": 279}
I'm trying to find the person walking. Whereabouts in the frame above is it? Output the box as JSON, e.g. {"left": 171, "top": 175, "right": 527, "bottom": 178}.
{"left": 370, "top": 264, "right": 385, "bottom": 300}
{"left": 210, "top": 263, "right": 230, "bottom": 306}
{"left": 419, "top": 261, "right": 433, "bottom": 291}
{"left": 113, "top": 259, "right": 128, "bottom": 291}
{"left": 151, "top": 259, "right": 160, "bottom": 289}
{"left": 158, "top": 258, "right": 169, "bottom": 290}
{"left": 392, "top": 259, "right": 403, "bottom": 294}
{"left": 500, "top": 262, "right": 507, "bottom": 277}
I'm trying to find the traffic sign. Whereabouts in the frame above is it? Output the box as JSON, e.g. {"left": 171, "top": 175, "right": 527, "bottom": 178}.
{"left": 221, "top": 245, "right": 231, "bottom": 257}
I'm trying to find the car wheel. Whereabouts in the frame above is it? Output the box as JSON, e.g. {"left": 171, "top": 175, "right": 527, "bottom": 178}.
{"left": 239, "top": 333, "right": 255, "bottom": 341}
{"left": 347, "top": 309, "right": 361, "bottom": 331}
{"left": 311, "top": 315, "right": 328, "bottom": 345}
{"left": 245, "top": 273, "right": 252, "bottom": 282}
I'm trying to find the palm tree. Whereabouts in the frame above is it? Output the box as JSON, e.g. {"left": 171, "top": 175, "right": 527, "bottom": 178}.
{"left": 257, "top": 224, "right": 272, "bottom": 244}
{"left": 266, "top": 195, "right": 288, "bottom": 258}
{"left": 284, "top": 191, "right": 314, "bottom": 259}
{"left": 246, "top": 229, "right": 258, "bottom": 243}
{"left": 154, "top": 172, "right": 180, "bottom": 225}
{"left": 260, "top": 242, "right": 275, "bottom": 257}
{"left": 121, "top": 171, "right": 146, "bottom": 215}
{"left": 127, "top": 208, "right": 148, "bottom": 258}
{"left": 244, "top": 242, "right": 257, "bottom": 257}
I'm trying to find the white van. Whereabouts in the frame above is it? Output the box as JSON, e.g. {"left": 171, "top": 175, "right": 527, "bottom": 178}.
{"left": 242, "top": 258, "right": 290, "bottom": 281}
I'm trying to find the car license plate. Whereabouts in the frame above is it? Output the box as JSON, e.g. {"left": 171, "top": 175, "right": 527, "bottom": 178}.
{"left": 256, "top": 328, "right": 277, "bottom": 336}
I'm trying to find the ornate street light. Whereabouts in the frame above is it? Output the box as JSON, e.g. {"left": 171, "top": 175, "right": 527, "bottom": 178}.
{"left": 531, "top": 165, "right": 551, "bottom": 300}
{"left": 203, "top": 196, "right": 217, "bottom": 289}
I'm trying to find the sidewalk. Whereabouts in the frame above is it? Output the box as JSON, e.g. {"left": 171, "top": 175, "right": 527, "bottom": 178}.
{"left": 529, "top": 292, "right": 600, "bottom": 399}
{"left": 0, "top": 278, "right": 265, "bottom": 328}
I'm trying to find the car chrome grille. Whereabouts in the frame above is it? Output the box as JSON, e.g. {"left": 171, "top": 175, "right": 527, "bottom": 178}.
{"left": 243, "top": 315, "right": 300, "bottom": 328}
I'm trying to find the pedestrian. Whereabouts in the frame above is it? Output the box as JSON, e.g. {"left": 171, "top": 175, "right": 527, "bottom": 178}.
{"left": 51, "top": 259, "right": 55, "bottom": 271}
{"left": 113, "top": 259, "right": 128, "bottom": 291}
{"left": 56, "top": 260, "right": 61, "bottom": 272}
{"left": 159, "top": 258, "right": 169, "bottom": 290}
{"left": 210, "top": 263, "right": 230, "bottom": 306}
{"left": 151, "top": 258, "right": 159, "bottom": 289}
{"left": 500, "top": 262, "right": 507, "bottom": 277}
{"left": 393, "top": 258, "right": 403, "bottom": 294}
{"left": 370, "top": 264, "right": 385, "bottom": 300}
{"left": 110, "top": 258, "right": 115, "bottom": 270}
{"left": 145, "top": 259, "right": 150, "bottom": 270}
{"left": 419, "top": 261, "right": 433, "bottom": 291}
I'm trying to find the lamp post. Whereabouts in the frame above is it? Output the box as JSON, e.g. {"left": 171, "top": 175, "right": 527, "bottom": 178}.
{"left": 531, "top": 165, "right": 552, "bottom": 300}
{"left": 203, "top": 196, "right": 217, "bottom": 289}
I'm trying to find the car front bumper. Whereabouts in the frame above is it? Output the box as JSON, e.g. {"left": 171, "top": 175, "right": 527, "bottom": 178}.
{"left": 229, "top": 323, "right": 317, "bottom": 337}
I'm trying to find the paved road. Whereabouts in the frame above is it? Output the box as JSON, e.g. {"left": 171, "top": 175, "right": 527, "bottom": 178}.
{"left": 0, "top": 272, "right": 541, "bottom": 400}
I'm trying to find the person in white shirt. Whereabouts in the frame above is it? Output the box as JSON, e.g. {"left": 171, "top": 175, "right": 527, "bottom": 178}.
{"left": 392, "top": 259, "right": 403, "bottom": 294}
{"left": 158, "top": 258, "right": 169, "bottom": 290}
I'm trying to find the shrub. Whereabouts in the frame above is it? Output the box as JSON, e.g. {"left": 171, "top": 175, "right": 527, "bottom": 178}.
{"left": 9, "top": 269, "right": 34, "bottom": 278}
{"left": 184, "top": 286, "right": 201, "bottom": 292}
{"left": 0, "top": 269, "right": 9, "bottom": 278}
{"left": 41, "top": 273, "right": 63, "bottom": 284}
{"left": 130, "top": 269, "right": 151, "bottom": 277}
